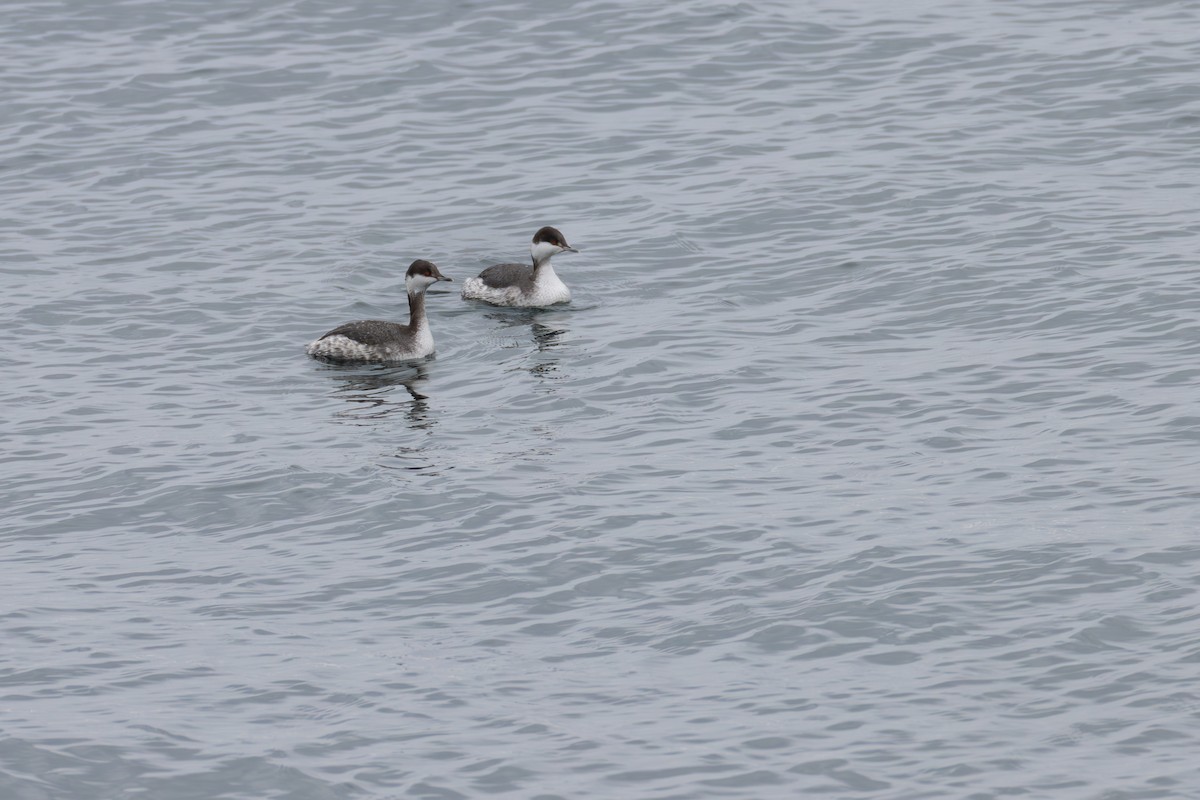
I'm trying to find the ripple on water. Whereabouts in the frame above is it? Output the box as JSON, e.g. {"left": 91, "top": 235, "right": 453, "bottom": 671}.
{"left": 3, "top": 0, "right": 1200, "bottom": 798}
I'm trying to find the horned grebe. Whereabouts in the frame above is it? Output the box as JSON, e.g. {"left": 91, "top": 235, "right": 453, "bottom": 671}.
{"left": 460, "top": 226, "right": 578, "bottom": 307}
{"left": 306, "top": 260, "right": 452, "bottom": 362}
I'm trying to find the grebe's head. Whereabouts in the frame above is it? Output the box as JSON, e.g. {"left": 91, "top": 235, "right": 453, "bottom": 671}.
{"left": 530, "top": 226, "right": 579, "bottom": 265}
{"left": 405, "top": 259, "right": 452, "bottom": 293}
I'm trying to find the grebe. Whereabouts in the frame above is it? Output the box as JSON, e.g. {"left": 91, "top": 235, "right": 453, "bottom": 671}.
{"left": 306, "top": 260, "right": 452, "bottom": 362}
{"left": 460, "top": 226, "right": 578, "bottom": 307}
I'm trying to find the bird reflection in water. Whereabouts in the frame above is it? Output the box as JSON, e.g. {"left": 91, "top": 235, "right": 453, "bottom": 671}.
{"left": 317, "top": 361, "right": 434, "bottom": 429}
{"left": 484, "top": 310, "right": 568, "bottom": 378}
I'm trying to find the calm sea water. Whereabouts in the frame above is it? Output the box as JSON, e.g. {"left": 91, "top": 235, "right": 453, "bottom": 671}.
{"left": 3, "top": 1, "right": 1200, "bottom": 798}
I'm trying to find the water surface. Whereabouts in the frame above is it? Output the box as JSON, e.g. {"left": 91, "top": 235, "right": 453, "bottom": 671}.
{"left": 3, "top": 0, "right": 1200, "bottom": 797}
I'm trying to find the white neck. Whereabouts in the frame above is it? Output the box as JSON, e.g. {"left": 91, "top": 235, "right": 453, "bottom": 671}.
{"left": 407, "top": 287, "right": 433, "bottom": 352}
{"left": 527, "top": 261, "right": 570, "bottom": 304}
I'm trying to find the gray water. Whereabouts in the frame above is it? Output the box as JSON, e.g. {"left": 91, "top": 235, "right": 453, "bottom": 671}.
{"left": 3, "top": 0, "right": 1200, "bottom": 797}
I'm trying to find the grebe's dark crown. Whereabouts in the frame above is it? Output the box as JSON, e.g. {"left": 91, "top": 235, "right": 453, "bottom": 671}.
{"left": 532, "top": 226, "right": 569, "bottom": 248}
{"left": 406, "top": 259, "right": 452, "bottom": 281}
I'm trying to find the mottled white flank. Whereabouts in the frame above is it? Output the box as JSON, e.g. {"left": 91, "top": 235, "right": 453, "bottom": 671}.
{"left": 304, "top": 318, "right": 433, "bottom": 361}
{"left": 305, "top": 334, "right": 380, "bottom": 361}
{"left": 461, "top": 263, "right": 571, "bottom": 307}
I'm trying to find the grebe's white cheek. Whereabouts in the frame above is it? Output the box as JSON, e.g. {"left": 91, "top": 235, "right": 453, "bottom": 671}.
{"left": 531, "top": 240, "right": 561, "bottom": 264}
{"left": 405, "top": 274, "right": 437, "bottom": 292}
